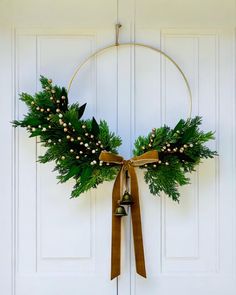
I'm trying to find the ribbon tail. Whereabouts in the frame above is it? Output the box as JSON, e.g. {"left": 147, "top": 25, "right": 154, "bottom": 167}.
{"left": 129, "top": 166, "right": 147, "bottom": 278}
{"left": 110, "top": 168, "right": 122, "bottom": 280}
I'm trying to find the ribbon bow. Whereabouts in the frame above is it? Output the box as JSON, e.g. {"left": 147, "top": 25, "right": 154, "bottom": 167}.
{"left": 99, "top": 150, "right": 159, "bottom": 279}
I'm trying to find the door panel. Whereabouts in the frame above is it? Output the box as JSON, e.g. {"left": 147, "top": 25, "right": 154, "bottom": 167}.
{"left": 16, "top": 30, "right": 117, "bottom": 295}
{"left": 131, "top": 29, "right": 236, "bottom": 294}
{"left": 0, "top": 4, "right": 235, "bottom": 295}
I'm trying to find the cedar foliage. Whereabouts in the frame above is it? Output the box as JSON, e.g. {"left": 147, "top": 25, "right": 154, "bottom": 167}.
{"left": 133, "top": 117, "right": 217, "bottom": 202}
{"left": 13, "top": 77, "right": 217, "bottom": 201}
{"left": 13, "top": 76, "right": 121, "bottom": 197}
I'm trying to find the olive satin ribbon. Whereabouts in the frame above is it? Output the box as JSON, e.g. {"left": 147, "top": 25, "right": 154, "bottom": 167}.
{"left": 99, "top": 150, "right": 159, "bottom": 280}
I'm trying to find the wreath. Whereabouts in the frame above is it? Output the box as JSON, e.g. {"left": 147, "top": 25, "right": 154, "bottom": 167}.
{"left": 13, "top": 75, "right": 216, "bottom": 279}
{"left": 14, "top": 76, "right": 216, "bottom": 201}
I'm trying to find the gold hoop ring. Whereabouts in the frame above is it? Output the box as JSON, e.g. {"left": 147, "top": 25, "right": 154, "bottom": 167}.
{"left": 68, "top": 42, "right": 192, "bottom": 118}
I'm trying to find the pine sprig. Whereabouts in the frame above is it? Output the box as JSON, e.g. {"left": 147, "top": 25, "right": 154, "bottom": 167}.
{"left": 133, "top": 117, "right": 217, "bottom": 202}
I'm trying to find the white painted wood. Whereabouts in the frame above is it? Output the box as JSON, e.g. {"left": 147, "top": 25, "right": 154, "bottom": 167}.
{"left": 1, "top": 1, "right": 236, "bottom": 295}
{"left": 0, "top": 25, "right": 14, "bottom": 295}
{"left": 131, "top": 28, "right": 236, "bottom": 295}
{"left": 15, "top": 30, "right": 117, "bottom": 294}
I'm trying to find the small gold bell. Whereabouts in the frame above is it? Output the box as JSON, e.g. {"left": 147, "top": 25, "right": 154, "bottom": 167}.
{"left": 114, "top": 205, "right": 127, "bottom": 217}
{"left": 120, "top": 191, "right": 134, "bottom": 205}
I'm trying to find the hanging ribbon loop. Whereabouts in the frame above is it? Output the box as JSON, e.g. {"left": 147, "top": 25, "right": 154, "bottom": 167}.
{"left": 99, "top": 150, "right": 159, "bottom": 279}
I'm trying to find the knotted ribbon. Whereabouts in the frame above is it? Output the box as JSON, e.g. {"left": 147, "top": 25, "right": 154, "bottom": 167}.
{"left": 99, "top": 150, "right": 159, "bottom": 280}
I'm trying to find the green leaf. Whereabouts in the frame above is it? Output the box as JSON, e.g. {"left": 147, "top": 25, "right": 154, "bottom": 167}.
{"left": 40, "top": 75, "right": 50, "bottom": 88}
{"left": 173, "top": 119, "right": 185, "bottom": 133}
{"left": 78, "top": 103, "right": 87, "bottom": 119}
{"left": 60, "top": 166, "right": 81, "bottom": 182}
{"left": 91, "top": 117, "right": 100, "bottom": 136}
{"left": 80, "top": 166, "right": 93, "bottom": 183}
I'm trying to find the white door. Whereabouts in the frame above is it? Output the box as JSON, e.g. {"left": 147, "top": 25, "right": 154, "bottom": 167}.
{"left": 1, "top": 1, "right": 236, "bottom": 295}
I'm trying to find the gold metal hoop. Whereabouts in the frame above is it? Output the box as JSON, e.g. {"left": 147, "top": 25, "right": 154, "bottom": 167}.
{"left": 68, "top": 33, "right": 192, "bottom": 118}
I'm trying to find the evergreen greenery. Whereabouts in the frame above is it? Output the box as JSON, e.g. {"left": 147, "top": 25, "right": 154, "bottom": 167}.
{"left": 13, "top": 76, "right": 121, "bottom": 197}
{"left": 133, "top": 117, "right": 217, "bottom": 202}
{"left": 13, "top": 76, "right": 217, "bottom": 202}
